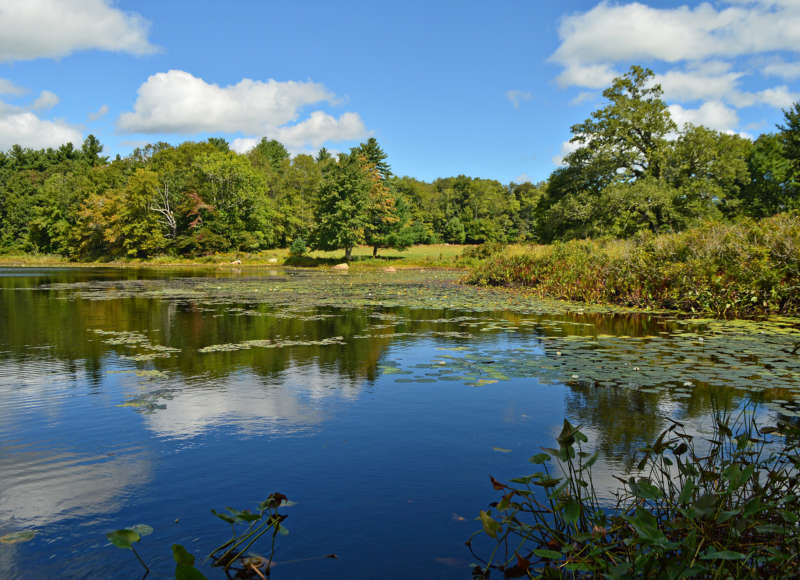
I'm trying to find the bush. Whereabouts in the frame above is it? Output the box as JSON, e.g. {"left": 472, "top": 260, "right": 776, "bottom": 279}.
{"left": 465, "top": 213, "right": 800, "bottom": 316}
{"left": 289, "top": 237, "right": 307, "bottom": 257}
{"left": 470, "top": 406, "right": 800, "bottom": 578}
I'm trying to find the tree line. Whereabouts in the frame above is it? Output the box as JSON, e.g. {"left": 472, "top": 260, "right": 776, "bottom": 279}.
{"left": 0, "top": 66, "right": 798, "bottom": 260}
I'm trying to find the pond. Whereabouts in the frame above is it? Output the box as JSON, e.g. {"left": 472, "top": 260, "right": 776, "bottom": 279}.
{"left": 1, "top": 267, "right": 799, "bottom": 579}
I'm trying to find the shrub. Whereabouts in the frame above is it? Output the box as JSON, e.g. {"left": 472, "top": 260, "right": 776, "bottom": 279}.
{"left": 465, "top": 213, "right": 800, "bottom": 316}
{"left": 289, "top": 237, "right": 307, "bottom": 257}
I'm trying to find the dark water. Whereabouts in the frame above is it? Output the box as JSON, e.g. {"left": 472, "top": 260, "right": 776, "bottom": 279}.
{"left": 1, "top": 267, "right": 798, "bottom": 579}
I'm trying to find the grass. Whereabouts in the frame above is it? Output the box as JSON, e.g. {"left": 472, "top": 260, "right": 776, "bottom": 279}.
{"left": 0, "top": 244, "right": 469, "bottom": 270}
{"left": 466, "top": 213, "right": 800, "bottom": 317}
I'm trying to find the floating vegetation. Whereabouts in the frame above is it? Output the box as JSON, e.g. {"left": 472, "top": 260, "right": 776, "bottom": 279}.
{"left": 198, "top": 336, "right": 345, "bottom": 353}
{"left": 90, "top": 329, "right": 180, "bottom": 360}
{"left": 117, "top": 388, "right": 175, "bottom": 413}
{"left": 0, "top": 530, "right": 36, "bottom": 544}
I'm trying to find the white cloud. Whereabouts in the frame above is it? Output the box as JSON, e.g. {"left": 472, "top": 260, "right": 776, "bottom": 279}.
{"left": 556, "top": 63, "right": 617, "bottom": 89}
{"left": 0, "top": 78, "right": 26, "bottom": 96}
{"left": 570, "top": 91, "right": 597, "bottom": 105}
{"left": 273, "top": 111, "right": 368, "bottom": 149}
{"left": 506, "top": 89, "right": 532, "bottom": 109}
{"left": 231, "top": 112, "right": 368, "bottom": 153}
{"left": 668, "top": 101, "right": 740, "bottom": 132}
{"left": 121, "top": 70, "right": 369, "bottom": 151}
{"left": 0, "top": 105, "right": 82, "bottom": 150}
{"left": 552, "top": 139, "right": 581, "bottom": 166}
{"left": 0, "top": 0, "right": 156, "bottom": 62}
{"left": 118, "top": 70, "right": 336, "bottom": 134}
{"left": 655, "top": 65, "right": 744, "bottom": 103}
{"left": 756, "top": 85, "right": 799, "bottom": 107}
{"left": 87, "top": 104, "right": 109, "bottom": 121}
{"left": 31, "top": 89, "right": 58, "bottom": 111}
{"left": 763, "top": 58, "right": 800, "bottom": 80}
{"left": 552, "top": 1, "right": 800, "bottom": 77}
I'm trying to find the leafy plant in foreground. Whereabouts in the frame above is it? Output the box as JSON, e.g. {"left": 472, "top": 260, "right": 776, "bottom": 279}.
{"left": 208, "top": 492, "right": 289, "bottom": 576}
{"left": 106, "top": 524, "right": 154, "bottom": 575}
{"left": 470, "top": 405, "right": 800, "bottom": 578}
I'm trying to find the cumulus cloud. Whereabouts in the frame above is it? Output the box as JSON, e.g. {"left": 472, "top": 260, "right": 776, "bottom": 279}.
{"left": 668, "top": 101, "right": 740, "bottom": 132}
{"left": 0, "top": 0, "right": 156, "bottom": 62}
{"left": 0, "top": 78, "right": 26, "bottom": 96}
{"left": 120, "top": 70, "right": 369, "bottom": 151}
{"left": 506, "top": 90, "right": 533, "bottom": 109}
{"left": 31, "top": 90, "right": 59, "bottom": 111}
{"left": 552, "top": 1, "right": 800, "bottom": 77}
{"left": 87, "top": 104, "right": 109, "bottom": 121}
{"left": 118, "top": 70, "right": 336, "bottom": 134}
{"left": 0, "top": 101, "right": 82, "bottom": 150}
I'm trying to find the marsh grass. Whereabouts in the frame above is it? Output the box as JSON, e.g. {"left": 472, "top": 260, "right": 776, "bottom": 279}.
{"left": 466, "top": 213, "right": 800, "bottom": 317}
{"left": 470, "top": 404, "right": 800, "bottom": 578}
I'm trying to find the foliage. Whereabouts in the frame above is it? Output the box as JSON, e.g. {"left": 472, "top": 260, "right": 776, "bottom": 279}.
{"left": 106, "top": 524, "right": 154, "bottom": 574}
{"left": 101, "top": 494, "right": 290, "bottom": 578}
{"left": 2, "top": 70, "right": 800, "bottom": 260}
{"left": 466, "top": 213, "right": 800, "bottom": 316}
{"left": 208, "top": 492, "right": 289, "bottom": 574}
{"left": 310, "top": 152, "right": 372, "bottom": 260}
{"left": 470, "top": 406, "right": 800, "bottom": 578}
{"left": 289, "top": 236, "right": 307, "bottom": 257}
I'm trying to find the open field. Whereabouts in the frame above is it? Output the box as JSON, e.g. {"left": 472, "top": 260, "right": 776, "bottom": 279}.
{"left": 0, "top": 243, "right": 470, "bottom": 270}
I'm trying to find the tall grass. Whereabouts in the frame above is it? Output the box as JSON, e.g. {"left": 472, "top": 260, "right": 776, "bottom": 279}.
{"left": 465, "top": 213, "right": 800, "bottom": 316}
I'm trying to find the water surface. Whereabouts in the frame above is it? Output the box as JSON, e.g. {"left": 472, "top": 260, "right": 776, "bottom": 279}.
{"left": 1, "top": 267, "right": 798, "bottom": 578}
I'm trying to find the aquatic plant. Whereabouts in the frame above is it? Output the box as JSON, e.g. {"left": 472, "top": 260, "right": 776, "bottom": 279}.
{"left": 106, "top": 524, "right": 153, "bottom": 575}
{"left": 466, "top": 213, "right": 800, "bottom": 317}
{"left": 470, "top": 405, "right": 800, "bottom": 578}
{"left": 208, "top": 492, "right": 289, "bottom": 575}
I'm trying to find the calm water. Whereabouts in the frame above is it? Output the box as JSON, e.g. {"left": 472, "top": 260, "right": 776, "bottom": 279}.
{"left": 1, "top": 267, "right": 798, "bottom": 579}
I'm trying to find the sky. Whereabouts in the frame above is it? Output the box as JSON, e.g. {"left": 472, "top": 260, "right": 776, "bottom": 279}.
{"left": 1, "top": 0, "right": 799, "bottom": 183}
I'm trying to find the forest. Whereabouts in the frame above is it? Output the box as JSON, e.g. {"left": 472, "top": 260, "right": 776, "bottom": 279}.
{"left": 0, "top": 66, "right": 798, "bottom": 260}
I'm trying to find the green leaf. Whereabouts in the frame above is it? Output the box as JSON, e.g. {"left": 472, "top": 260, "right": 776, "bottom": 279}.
{"left": 532, "top": 549, "right": 562, "bottom": 560}
{"left": 529, "top": 453, "right": 550, "bottom": 464}
{"left": 701, "top": 550, "right": 747, "bottom": 561}
{"left": 562, "top": 498, "right": 581, "bottom": 524}
{"left": 632, "top": 478, "right": 663, "bottom": 500}
{"left": 106, "top": 529, "right": 140, "bottom": 550}
{"left": 0, "top": 530, "right": 35, "bottom": 544}
{"left": 479, "top": 510, "right": 501, "bottom": 538}
{"left": 678, "top": 478, "right": 696, "bottom": 505}
{"left": 211, "top": 509, "right": 236, "bottom": 524}
{"left": 172, "top": 544, "right": 195, "bottom": 566}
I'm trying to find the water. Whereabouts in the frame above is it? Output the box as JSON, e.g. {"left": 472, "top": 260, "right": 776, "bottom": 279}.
{"left": 1, "top": 267, "right": 798, "bottom": 579}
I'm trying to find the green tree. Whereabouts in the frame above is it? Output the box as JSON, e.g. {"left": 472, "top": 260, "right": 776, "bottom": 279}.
{"left": 311, "top": 153, "right": 371, "bottom": 261}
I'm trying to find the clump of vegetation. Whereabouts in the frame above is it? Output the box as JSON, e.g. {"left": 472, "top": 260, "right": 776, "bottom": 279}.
{"left": 104, "top": 493, "right": 294, "bottom": 579}
{"left": 466, "top": 213, "right": 800, "bottom": 316}
{"left": 469, "top": 406, "right": 800, "bottom": 578}
{"left": 459, "top": 242, "right": 507, "bottom": 263}
{"left": 208, "top": 492, "right": 289, "bottom": 575}
{"left": 289, "top": 237, "right": 307, "bottom": 257}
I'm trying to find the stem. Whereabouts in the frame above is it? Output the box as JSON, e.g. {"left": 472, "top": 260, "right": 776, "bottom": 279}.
{"left": 131, "top": 546, "right": 149, "bottom": 575}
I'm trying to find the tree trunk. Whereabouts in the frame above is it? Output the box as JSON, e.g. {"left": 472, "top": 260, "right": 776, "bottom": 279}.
{"left": 372, "top": 245, "right": 378, "bottom": 258}
{"left": 345, "top": 246, "right": 352, "bottom": 261}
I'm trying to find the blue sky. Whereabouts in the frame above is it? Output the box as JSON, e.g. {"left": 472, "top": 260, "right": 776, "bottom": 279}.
{"left": 1, "top": 0, "right": 799, "bottom": 183}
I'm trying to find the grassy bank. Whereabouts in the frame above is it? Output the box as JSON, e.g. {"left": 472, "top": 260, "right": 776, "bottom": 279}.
{"left": 0, "top": 243, "right": 468, "bottom": 270}
{"left": 465, "top": 213, "right": 800, "bottom": 317}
